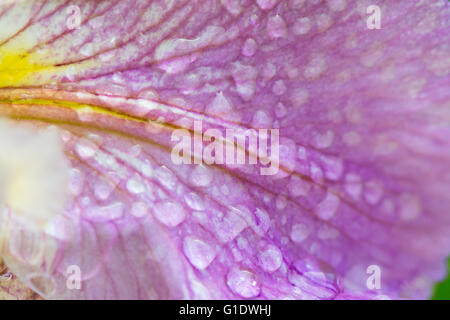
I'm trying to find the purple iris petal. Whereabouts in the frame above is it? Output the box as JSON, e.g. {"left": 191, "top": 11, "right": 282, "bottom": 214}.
{"left": 0, "top": 0, "right": 449, "bottom": 300}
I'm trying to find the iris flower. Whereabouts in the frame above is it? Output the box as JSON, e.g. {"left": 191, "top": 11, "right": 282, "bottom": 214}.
{"left": 0, "top": 0, "right": 449, "bottom": 300}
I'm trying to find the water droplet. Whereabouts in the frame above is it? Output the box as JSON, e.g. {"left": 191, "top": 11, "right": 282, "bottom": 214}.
{"left": 155, "top": 166, "right": 177, "bottom": 191}
{"left": 293, "top": 17, "right": 311, "bottom": 35}
{"left": 310, "top": 162, "right": 324, "bottom": 183}
{"left": 215, "top": 210, "right": 248, "bottom": 243}
{"left": 318, "top": 225, "right": 340, "bottom": 240}
{"left": 288, "top": 175, "right": 310, "bottom": 197}
{"left": 85, "top": 202, "right": 124, "bottom": 221}
{"left": 153, "top": 200, "right": 186, "bottom": 227}
{"left": 272, "top": 79, "right": 287, "bottom": 96}
{"left": 289, "top": 0, "right": 305, "bottom": 9}
{"left": 126, "top": 177, "right": 146, "bottom": 194}
{"left": 184, "top": 192, "right": 206, "bottom": 211}
{"left": 45, "top": 215, "right": 74, "bottom": 241}
{"left": 259, "top": 245, "right": 282, "bottom": 272}
{"left": 190, "top": 165, "right": 213, "bottom": 187}
{"left": 226, "top": 268, "right": 261, "bottom": 298}
{"left": 251, "top": 110, "right": 273, "bottom": 128}
{"left": 75, "top": 138, "right": 98, "bottom": 159}
{"left": 311, "top": 130, "right": 334, "bottom": 149}
{"left": 316, "top": 14, "right": 333, "bottom": 32}
{"left": 242, "top": 38, "right": 257, "bottom": 57}
{"left": 321, "top": 155, "right": 343, "bottom": 181}
{"left": 275, "top": 102, "right": 287, "bottom": 118}
{"left": 276, "top": 195, "right": 288, "bottom": 210}
{"left": 131, "top": 201, "right": 149, "bottom": 218}
{"left": 129, "top": 144, "right": 142, "bottom": 157}
{"left": 183, "top": 236, "right": 216, "bottom": 270}
{"left": 94, "top": 176, "right": 117, "bottom": 201}
{"left": 205, "top": 92, "right": 234, "bottom": 118}
{"left": 364, "top": 180, "right": 383, "bottom": 205}
{"left": 256, "top": 0, "right": 278, "bottom": 10}
{"left": 303, "top": 54, "right": 327, "bottom": 80}
{"left": 141, "top": 161, "right": 153, "bottom": 178}
{"left": 316, "top": 191, "right": 340, "bottom": 220}
{"left": 344, "top": 173, "right": 362, "bottom": 200}
{"left": 262, "top": 63, "right": 277, "bottom": 81}
{"left": 290, "top": 223, "right": 311, "bottom": 243}
{"left": 220, "top": 0, "right": 242, "bottom": 15}
{"left": 267, "top": 15, "right": 287, "bottom": 39}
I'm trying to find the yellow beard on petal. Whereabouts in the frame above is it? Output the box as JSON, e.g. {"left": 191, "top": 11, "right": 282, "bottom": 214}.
{"left": 0, "top": 49, "right": 48, "bottom": 88}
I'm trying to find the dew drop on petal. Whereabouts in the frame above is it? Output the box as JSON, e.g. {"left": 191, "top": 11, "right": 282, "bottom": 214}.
{"left": 267, "top": 15, "right": 288, "bottom": 39}
{"left": 256, "top": 0, "right": 278, "bottom": 10}
{"left": 311, "top": 130, "right": 334, "bottom": 149}
{"left": 126, "top": 177, "right": 146, "bottom": 194}
{"left": 258, "top": 245, "right": 283, "bottom": 272}
{"left": 364, "top": 180, "right": 383, "bottom": 205}
{"left": 85, "top": 202, "right": 124, "bottom": 221}
{"left": 190, "top": 165, "right": 213, "bottom": 187}
{"left": 183, "top": 236, "right": 216, "bottom": 270}
{"left": 344, "top": 173, "right": 362, "bottom": 200}
{"left": 289, "top": 0, "right": 305, "bottom": 9}
{"left": 276, "top": 195, "right": 288, "bottom": 210}
{"left": 315, "top": 192, "right": 340, "bottom": 220}
{"left": 272, "top": 79, "right": 287, "bottom": 96}
{"left": 288, "top": 175, "right": 310, "bottom": 197}
{"left": 290, "top": 223, "right": 311, "bottom": 243}
{"left": 153, "top": 200, "right": 186, "bottom": 227}
{"left": 131, "top": 201, "right": 149, "bottom": 218}
{"left": 293, "top": 17, "right": 311, "bottom": 35}
{"left": 94, "top": 176, "right": 117, "bottom": 201}
{"left": 275, "top": 102, "right": 287, "bottom": 119}
{"left": 242, "top": 38, "right": 257, "bottom": 57}
{"left": 184, "top": 192, "right": 206, "bottom": 211}
{"left": 75, "top": 138, "right": 98, "bottom": 159}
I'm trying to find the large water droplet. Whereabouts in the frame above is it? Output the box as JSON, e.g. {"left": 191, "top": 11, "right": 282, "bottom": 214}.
{"left": 226, "top": 268, "right": 261, "bottom": 298}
